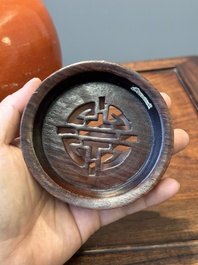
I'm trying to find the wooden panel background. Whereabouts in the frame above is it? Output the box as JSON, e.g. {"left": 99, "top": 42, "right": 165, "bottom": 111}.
{"left": 66, "top": 56, "right": 198, "bottom": 265}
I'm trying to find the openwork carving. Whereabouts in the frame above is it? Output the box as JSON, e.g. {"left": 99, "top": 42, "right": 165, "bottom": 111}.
{"left": 21, "top": 61, "right": 173, "bottom": 209}
{"left": 57, "top": 97, "right": 139, "bottom": 176}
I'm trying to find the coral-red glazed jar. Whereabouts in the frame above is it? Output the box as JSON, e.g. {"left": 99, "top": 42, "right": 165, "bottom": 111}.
{"left": 0, "top": 0, "right": 62, "bottom": 100}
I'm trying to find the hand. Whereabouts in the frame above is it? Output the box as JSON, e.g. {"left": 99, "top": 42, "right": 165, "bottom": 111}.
{"left": 0, "top": 79, "right": 189, "bottom": 265}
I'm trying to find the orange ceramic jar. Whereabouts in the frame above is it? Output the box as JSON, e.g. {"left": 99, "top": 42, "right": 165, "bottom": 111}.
{"left": 0, "top": 0, "right": 62, "bottom": 100}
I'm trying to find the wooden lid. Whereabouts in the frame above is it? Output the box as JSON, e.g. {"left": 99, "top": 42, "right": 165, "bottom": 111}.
{"left": 21, "top": 61, "right": 173, "bottom": 209}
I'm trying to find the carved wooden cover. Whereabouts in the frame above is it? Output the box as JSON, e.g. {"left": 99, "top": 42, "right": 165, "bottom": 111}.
{"left": 21, "top": 61, "right": 173, "bottom": 209}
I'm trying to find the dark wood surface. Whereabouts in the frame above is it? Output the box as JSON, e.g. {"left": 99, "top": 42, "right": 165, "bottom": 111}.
{"left": 21, "top": 61, "right": 173, "bottom": 210}
{"left": 66, "top": 56, "right": 198, "bottom": 264}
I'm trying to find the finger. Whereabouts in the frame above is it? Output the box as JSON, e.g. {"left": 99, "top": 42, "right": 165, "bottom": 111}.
{"left": 160, "top": 92, "right": 172, "bottom": 108}
{"left": 99, "top": 178, "right": 180, "bottom": 226}
{"left": 159, "top": 93, "right": 189, "bottom": 154}
{"left": 159, "top": 93, "right": 189, "bottom": 153}
{"left": 173, "top": 128, "right": 189, "bottom": 154}
{"left": 1, "top": 78, "right": 41, "bottom": 115}
{"left": 0, "top": 78, "right": 41, "bottom": 145}
{"left": 11, "top": 137, "right": 21, "bottom": 148}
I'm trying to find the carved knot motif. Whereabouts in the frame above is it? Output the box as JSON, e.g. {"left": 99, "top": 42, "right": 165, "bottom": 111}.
{"left": 57, "top": 97, "right": 139, "bottom": 176}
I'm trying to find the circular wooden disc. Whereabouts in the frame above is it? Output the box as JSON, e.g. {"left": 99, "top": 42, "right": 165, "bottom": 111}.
{"left": 21, "top": 61, "right": 173, "bottom": 209}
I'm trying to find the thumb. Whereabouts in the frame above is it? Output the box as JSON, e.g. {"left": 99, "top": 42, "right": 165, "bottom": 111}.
{"left": 0, "top": 78, "right": 41, "bottom": 145}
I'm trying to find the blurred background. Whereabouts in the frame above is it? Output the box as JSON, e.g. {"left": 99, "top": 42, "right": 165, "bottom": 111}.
{"left": 42, "top": 0, "right": 198, "bottom": 66}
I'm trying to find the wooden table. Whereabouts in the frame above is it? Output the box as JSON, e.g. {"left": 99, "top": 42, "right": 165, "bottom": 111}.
{"left": 66, "top": 56, "right": 198, "bottom": 265}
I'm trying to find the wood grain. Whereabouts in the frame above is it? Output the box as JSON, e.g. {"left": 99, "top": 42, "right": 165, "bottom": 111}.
{"left": 21, "top": 61, "right": 173, "bottom": 209}
{"left": 66, "top": 56, "right": 198, "bottom": 264}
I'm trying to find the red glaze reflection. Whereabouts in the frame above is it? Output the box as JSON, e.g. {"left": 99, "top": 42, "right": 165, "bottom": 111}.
{"left": 0, "top": 0, "right": 62, "bottom": 100}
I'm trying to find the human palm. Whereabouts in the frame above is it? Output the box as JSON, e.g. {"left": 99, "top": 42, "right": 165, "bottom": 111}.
{"left": 0, "top": 78, "right": 189, "bottom": 265}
